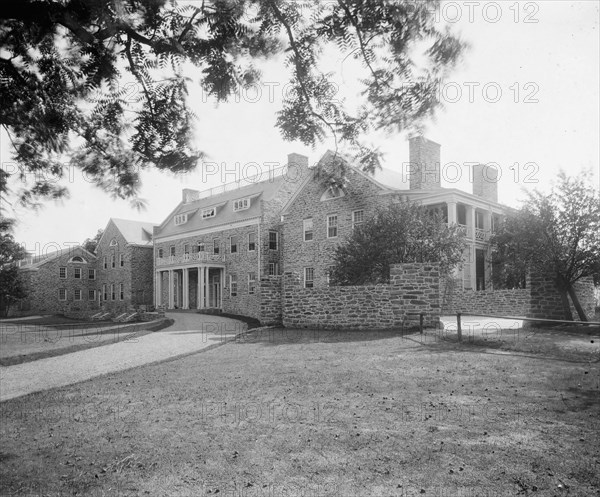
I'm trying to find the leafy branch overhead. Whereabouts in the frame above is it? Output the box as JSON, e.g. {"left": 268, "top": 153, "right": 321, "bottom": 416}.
{"left": 0, "top": 0, "right": 466, "bottom": 206}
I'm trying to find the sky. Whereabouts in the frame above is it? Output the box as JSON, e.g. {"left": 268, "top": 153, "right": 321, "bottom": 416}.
{"left": 1, "top": 0, "right": 599, "bottom": 256}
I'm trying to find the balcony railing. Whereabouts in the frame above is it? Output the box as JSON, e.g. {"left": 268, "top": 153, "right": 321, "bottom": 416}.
{"left": 475, "top": 228, "right": 490, "bottom": 242}
{"left": 456, "top": 224, "right": 471, "bottom": 238}
{"left": 157, "top": 252, "right": 225, "bottom": 267}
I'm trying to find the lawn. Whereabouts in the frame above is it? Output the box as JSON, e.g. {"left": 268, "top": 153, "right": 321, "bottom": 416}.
{"left": 0, "top": 326, "right": 598, "bottom": 496}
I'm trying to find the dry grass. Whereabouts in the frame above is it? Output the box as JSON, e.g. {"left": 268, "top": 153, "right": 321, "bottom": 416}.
{"left": 0, "top": 327, "right": 598, "bottom": 496}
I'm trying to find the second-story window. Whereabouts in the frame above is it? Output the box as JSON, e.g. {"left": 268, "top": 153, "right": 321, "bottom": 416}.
{"left": 248, "top": 232, "right": 256, "bottom": 251}
{"left": 119, "top": 254, "right": 124, "bottom": 267}
{"left": 88, "top": 269, "right": 96, "bottom": 280}
{"left": 303, "top": 218, "right": 313, "bottom": 241}
{"left": 157, "top": 248, "right": 164, "bottom": 258}
{"left": 352, "top": 210, "right": 364, "bottom": 230}
{"left": 169, "top": 246, "right": 176, "bottom": 257}
{"left": 198, "top": 242, "right": 205, "bottom": 252}
{"left": 103, "top": 257, "right": 107, "bottom": 269}
{"left": 269, "top": 231, "right": 278, "bottom": 250}
{"left": 111, "top": 254, "right": 115, "bottom": 268}
{"left": 327, "top": 215, "right": 338, "bottom": 238}
{"left": 213, "top": 239, "right": 220, "bottom": 255}
{"left": 230, "top": 236, "right": 238, "bottom": 254}
{"left": 184, "top": 244, "right": 190, "bottom": 255}
{"left": 74, "top": 268, "right": 81, "bottom": 279}
{"left": 59, "top": 267, "right": 67, "bottom": 279}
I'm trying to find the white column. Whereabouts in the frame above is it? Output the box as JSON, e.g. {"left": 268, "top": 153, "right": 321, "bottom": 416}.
{"left": 198, "top": 265, "right": 205, "bottom": 309}
{"left": 447, "top": 201, "right": 457, "bottom": 225}
{"left": 156, "top": 271, "right": 162, "bottom": 307}
{"left": 168, "top": 270, "right": 174, "bottom": 309}
{"left": 182, "top": 268, "right": 189, "bottom": 309}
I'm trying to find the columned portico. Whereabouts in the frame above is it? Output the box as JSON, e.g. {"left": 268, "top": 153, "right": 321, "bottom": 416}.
{"left": 155, "top": 265, "right": 224, "bottom": 310}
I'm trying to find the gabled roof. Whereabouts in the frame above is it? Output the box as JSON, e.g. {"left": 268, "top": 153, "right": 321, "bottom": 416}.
{"left": 154, "top": 174, "right": 289, "bottom": 239}
{"left": 18, "top": 246, "right": 96, "bottom": 271}
{"left": 110, "top": 218, "right": 156, "bottom": 246}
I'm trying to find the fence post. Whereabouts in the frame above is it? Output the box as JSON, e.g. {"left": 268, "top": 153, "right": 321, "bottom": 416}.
{"left": 419, "top": 313, "right": 424, "bottom": 335}
{"left": 457, "top": 312, "right": 462, "bottom": 342}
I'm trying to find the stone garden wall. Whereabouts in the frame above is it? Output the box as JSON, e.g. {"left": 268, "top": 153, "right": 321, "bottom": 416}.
{"left": 281, "top": 263, "right": 440, "bottom": 330}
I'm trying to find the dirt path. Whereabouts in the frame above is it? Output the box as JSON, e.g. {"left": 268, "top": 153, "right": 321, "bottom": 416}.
{"left": 0, "top": 313, "right": 246, "bottom": 402}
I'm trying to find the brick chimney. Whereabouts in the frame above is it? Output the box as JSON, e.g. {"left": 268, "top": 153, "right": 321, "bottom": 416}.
{"left": 182, "top": 188, "right": 201, "bottom": 203}
{"left": 408, "top": 136, "right": 441, "bottom": 190}
{"left": 287, "top": 152, "right": 309, "bottom": 182}
{"left": 472, "top": 164, "right": 499, "bottom": 203}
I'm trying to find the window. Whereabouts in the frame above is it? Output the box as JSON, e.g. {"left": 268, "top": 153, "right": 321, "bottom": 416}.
{"left": 174, "top": 213, "right": 188, "bottom": 225}
{"left": 268, "top": 262, "right": 279, "bottom": 276}
{"left": 74, "top": 268, "right": 81, "bottom": 279}
{"left": 71, "top": 256, "right": 83, "bottom": 263}
{"left": 321, "top": 186, "right": 345, "bottom": 201}
{"left": 120, "top": 283, "right": 124, "bottom": 301}
{"left": 102, "top": 284, "right": 107, "bottom": 301}
{"left": 88, "top": 269, "right": 96, "bottom": 280}
{"left": 184, "top": 244, "right": 190, "bottom": 255}
{"left": 327, "top": 215, "right": 338, "bottom": 238}
{"left": 198, "top": 242, "right": 205, "bottom": 252}
{"left": 58, "top": 288, "right": 67, "bottom": 301}
{"left": 304, "top": 268, "right": 314, "bottom": 288}
{"left": 230, "top": 236, "right": 238, "bottom": 254}
{"left": 169, "top": 246, "right": 176, "bottom": 256}
{"left": 327, "top": 265, "right": 336, "bottom": 286}
{"left": 59, "top": 267, "right": 67, "bottom": 279}
{"left": 233, "top": 198, "right": 250, "bottom": 211}
{"left": 303, "top": 218, "right": 313, "bottom": 241}
{"left": 111, "top": 284, "right": 115, "bottom": 301}
{"left": 248, "top": 272, "right": 256, "bottom": 294}
{"left": 248, "top": 232, "right": 256, "bottom": 251}
{"left": 213, "top": 239, "right": 220, "bottom": 254}
{"left": 88, "top": 289, "right": 96, "bottom": 301}
{"left": 202, "top": 207, "right": 216, "bottom": 219}
{"left": 352, "top": 210, "right": 364, "bottom": 230}
{"left": 229, "top": 274, "right": 238, "bottom": 296}
{"left": 103, "top": 256, "right": 107, "bottom": 269}
{"left": 74, "top": 289, "right": 82, "bottom": 301}
{"left": 269, "top": 231, "right": 278, "bottom": 250}
{"left": 157, "top": 248, "right": 164, "bottom": 258}
{"left": 119, "top": 254, "right": 124, "bottom": 267}
{"left": 111, "top": 254, "right": 115, "bottom": 268}
{"left": 109, "top": 238, "right": 117, "bottom": 247}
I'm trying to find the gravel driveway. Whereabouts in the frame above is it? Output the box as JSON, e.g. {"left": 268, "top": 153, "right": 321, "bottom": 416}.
{"left": 0, "top": 312, "right": 246, "bottom": 402}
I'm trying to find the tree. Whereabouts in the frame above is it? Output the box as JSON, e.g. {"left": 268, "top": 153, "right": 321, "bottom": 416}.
{"left": 330, "top": 202, "right": 466, "bottom": 286}
{"left": 83, "top": 228, "right": 104, "bottom": 254}
{"left": 491, "top": 171, "right": 600, "bottom": 321}
{"left": 0, "top": 219, "right": 28, "bottom": 317}
{"left": 1, "top": 0, "right": 466, "bottom": 208}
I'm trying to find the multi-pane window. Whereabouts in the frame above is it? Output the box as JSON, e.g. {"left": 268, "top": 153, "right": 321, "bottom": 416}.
{"left": 88, "top": 289, "right": 96, "bottom": 301}
{"left": 233, "top": 198, "right": 250, "bottom": 211}
{"left": 198, "top": 242, "right": 205, "bottom": 252}
{"left": 229, "top": 274, "right": 238, "bottom": 296}
{"left": 88, "top": 269, "right": 96, "bottom": 280}
{"left": 327, "top": 215, "right": 338, "bottom": 238}
{"left": 174, "top": 213, "right": 188, "bottom": 225}
{"left": 230, "top": 236, "right": 238, "bottom": 254}
{"left": 119, "top": 254, "right": 124, "bottom": 267}
{"left": 352, "top": 210, "right": 364, "bottom": 230}
{"left": 213, "top": 239, "right": 220, "bottom": 254}
{"left": 74, "top": 268, "right": 81, "bottom": 279}
{"left": 157, "top": 248, "right": 164, "bottom": 258}
{"left": 111, "top": 284, "right": 115, "bottom": 301}
{"left": 304, "top": 267, "right": 314, "bottom": 288}
{"left": 169, "top": 246, "right": 176, "bottom": 256}
{"left": 74, "top": 289, "right": 82, "bottom": 301}
{"left": 59, "top": 267, "right": 67, "bottom": 279}
{"left": 102, "top": 284, "right": 107, "bottom": 301}
{"left": 184, "top": 244, "right": 190, "bottom": 255}
{"left": 58, "top": 288, "right": 67, "bottom": 301}
{"left": 269, "top": 231, "right": 278, "bottom": 250}
{"left": 248, "top": 232, "right": 256, "bottom": 251}
{"left": 120, "top": 283, "right": 124, "bottom": 301}
{"left": 303, "top": 218, "right": 313, "bottom": 241}
{"left": 202, "top": 207, "right": 216, "bottom": 219}
{"left": 111, "top": 254, "right": 116, "bottom": 268}
{"left": 268, "top": 262, "right": 279, "bottom": 276}
{"left": 103, "top": 257, "right": 107, "bottom": 269}
{"left": 248, "top": 272, "right": 256, "bottom": 294}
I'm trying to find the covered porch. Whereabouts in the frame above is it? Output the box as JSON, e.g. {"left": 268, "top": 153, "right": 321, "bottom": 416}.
{"left": 155, "top": 265, "right": 225, "bottom": 310}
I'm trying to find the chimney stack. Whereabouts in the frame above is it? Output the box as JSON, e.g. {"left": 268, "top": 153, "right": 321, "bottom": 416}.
{"left": 182, "top": 188, "right": 201, "bottom": 203}
{"left": 472, "top": 164, "right": 499, "bottom": 203}
{"left": 408, "top": 136, "right": 441, "bottom": 190}
{"left": 287, "top": 152, "right": 309, "bottom": 182}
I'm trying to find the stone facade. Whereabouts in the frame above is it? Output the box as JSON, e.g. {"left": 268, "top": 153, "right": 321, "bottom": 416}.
{"left": 18, "top": 247, "right": 100, "bottom": 315}
{"left": 282, "top": 263, "right": 440, "bottom": 330}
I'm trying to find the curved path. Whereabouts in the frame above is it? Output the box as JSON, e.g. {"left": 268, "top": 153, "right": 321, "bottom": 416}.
{"left": 0, "top": 312, "right": 246, "bottom": 402}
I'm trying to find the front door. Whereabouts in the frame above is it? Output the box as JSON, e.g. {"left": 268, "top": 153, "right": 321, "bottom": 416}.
{"left": 212, "top": 273, "right": 221, "bottom": 308}
{"left": 476, "top": 249, "right": 485, "bottom": 290}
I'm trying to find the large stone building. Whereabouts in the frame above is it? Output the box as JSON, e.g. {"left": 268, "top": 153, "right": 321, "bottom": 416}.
{"left": 152, "top": 154, "right": 309, "bottom": 319}
{"left": 15, "top": 218, "right": 156, "bottom": 317}
{"left": 280, "top": 137, "right": 507, "bottom": 290}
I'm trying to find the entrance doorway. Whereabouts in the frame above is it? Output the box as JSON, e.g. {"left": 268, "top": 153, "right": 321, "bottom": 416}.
{"left": 476, "top": 248, "right": 485, "bottom": 290}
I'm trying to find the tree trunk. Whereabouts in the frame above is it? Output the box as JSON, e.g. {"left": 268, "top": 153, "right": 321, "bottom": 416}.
{"left": 558, "top": 288, "right": 573, "bottom": 321}
{"left": 567, "top": 283, "right": 588, "bottom": 321}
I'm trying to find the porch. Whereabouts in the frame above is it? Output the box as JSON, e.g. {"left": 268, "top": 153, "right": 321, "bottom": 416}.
{"left": 156, "top": 265, "right": 225, "bottom": 310}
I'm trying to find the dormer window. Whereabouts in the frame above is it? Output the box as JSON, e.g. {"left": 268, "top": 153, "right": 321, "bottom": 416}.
{"left": 174, "top": 213, "right": 188, "bottom": 225}
{"left": 320, "top": 186, "right": 345, "bottom": 201}
{"left": 233, "top": 198, "right": 250, "bottom": 212}
{"left": 202, "top": 207, "right": 216, "bottom": 219}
